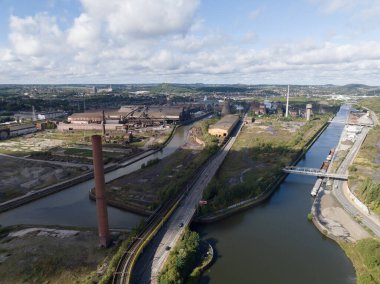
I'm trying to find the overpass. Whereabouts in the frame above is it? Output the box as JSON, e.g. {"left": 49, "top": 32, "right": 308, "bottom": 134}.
{"left": 113, "top": 119, "right": 244, "bottom": 284}
{"left": 283, "top": 166, "right": 348, "bottom": 180}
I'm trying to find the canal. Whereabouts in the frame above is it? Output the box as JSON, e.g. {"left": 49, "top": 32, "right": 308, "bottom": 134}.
{"left": 0, "top": 124, "right": 192, "bottom": 229}
{"left": 1, "top": 108, "right": 356, "bottom": 283}
{"left": 195, "top": 106, "right": 356, "bottom": 284}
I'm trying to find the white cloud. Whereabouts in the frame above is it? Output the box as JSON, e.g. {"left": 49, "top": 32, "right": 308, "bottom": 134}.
{"left": 77, "top": 0, "right": 200, "bottom": 38}
{"left": 9, "top": 13, "right": 63, "bottom": 56}
{"left": 0, "top": 49, "right": 17, "bottom": 62}
{"left": 1, "top": 0, "right": 380, "bottom": 84}
{"left": 169, "top": 34, "right": 224, "bottom": 53}
{"left": 67, "top": 13, "right": 101, "bottom": 49}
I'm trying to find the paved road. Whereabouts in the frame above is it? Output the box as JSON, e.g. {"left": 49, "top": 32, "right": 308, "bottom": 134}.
{"left": 132, "top": 121, "right": 243, "bottom": 284}
{"left": 333, "top": 125, "right": 380, "bottom": 237}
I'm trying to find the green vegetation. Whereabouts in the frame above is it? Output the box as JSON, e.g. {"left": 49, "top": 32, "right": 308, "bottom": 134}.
{"left": 95, "top": 224, "right": 144, "bottom": 284}
{"left": 187, "top": 242, "right": 213, "bottom": 284}
{"left": 200, "top": 113, "right": 331, "bottom": 215}
{"left": 358, "top": 178, "right": 380, "bottom": 214}
{"left": 340, "top": 238, "right": 380, "bottom": 284}
{"left": 0, "top": 116, "right": 13, "bottom": 123}
{"left": 198, "top": 118, "right": 219, "bottom": 154}
{"left": 307, "top": 212, "right": 313, "bottom": 221}
{"left": 141, "top": 158, "right": 160, "bottom": 169}
{"left": 64, "top": 147, "right": 93, "bottom": 157}
{"left": 0, "top": 227, "right": 114, "bottom": 284}
{"left": 158, "top": 229, "right": 200, "bottom": 284}
{"left": 349, "top": 97, "right": 380, "bottom": 213}
{"left": 104, "top": 118, "right": 220, "bottom": 212}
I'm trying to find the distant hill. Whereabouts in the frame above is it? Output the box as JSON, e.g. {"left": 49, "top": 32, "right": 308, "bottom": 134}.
{"left": 343, "top": 84, "right": 370, "bottom": 89}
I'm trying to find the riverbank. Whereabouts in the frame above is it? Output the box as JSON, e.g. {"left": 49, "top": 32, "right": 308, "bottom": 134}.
{"left": 195, "top": 119, "right": 330, "bottom": 223}
{"left": 158, "top": 229, "right": 201, "bottom": 284}
{"left": 0, "top": 123, "right": 183, "bottom": 214}
{"left": 195, "top": 106, "right": 356, "bottom": 284}
{"left": 0, "top": 148, "right": 156, "bottom": 213}
{"left": 310, "top": 104, "right": 380, "bottom": 283}
{"left": 97, "top": 118, "right": 219, "bottom": 216}
{"left": 0, "top": 224, "right": 120, "bottom": 284}
{"left": 186, "top": 241, "right": 214, "bottom": 284}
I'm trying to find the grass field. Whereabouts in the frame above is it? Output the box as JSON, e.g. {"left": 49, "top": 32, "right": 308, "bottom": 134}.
{"left": 340, "top": 238, "right": 380, "bottom": 284}
{"left": 104, "top": 119, "right": 218, "bottom": 213}
{"left": 200, "top": 114, "right": 330, "bottom": 214}
{"left": 349, "top": 97, "right": 380, "bottom": 213}
{"left": 0, "top": 226, "right": 118, "bottom": 284}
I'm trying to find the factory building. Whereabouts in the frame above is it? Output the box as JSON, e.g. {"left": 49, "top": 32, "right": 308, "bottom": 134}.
{"left": 118, "top": 105, "right": 195, "bottom": 123}
{"left": 61, "top": 105, "right": 202, "bottom": 132}
{"left": 0, "top": 123, "right": 38, "bottom": 140}
{"left": 67, "top": 112, "right": 122, "bottom": 124}
{"left": 57, "top": 123, "right": 126, "bottom": 132}
{"left": 208, "top": 114, "right": 240, "bottom": 137}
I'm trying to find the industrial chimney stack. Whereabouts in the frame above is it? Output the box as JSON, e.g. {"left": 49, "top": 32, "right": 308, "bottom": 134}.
{"left": 91, "top": 135, "right": 110, "bottom": 248}
{"left": 285, "top": 85, "right": 289, "bottom": 118}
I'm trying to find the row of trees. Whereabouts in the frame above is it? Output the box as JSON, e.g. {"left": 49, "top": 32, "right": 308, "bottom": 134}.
{"left": 158, "top": 229, "right": 200, "bottom": 284}
{"left": 359, "top": 177, "right": 380, "bottom": 214}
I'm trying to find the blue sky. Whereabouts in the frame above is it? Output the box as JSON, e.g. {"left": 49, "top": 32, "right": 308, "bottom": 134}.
{"left": 0, "top": 0, "right": 379, "bottom": 84}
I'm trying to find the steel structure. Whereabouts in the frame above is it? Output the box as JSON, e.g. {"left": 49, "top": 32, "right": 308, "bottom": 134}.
{"left": 283, "top": 166, "right": 348, "bottom": 180}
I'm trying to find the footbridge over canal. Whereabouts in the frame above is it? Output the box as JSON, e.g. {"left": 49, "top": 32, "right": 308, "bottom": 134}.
{"left": 283, "top": 166, "right": 348, "bottom": 180}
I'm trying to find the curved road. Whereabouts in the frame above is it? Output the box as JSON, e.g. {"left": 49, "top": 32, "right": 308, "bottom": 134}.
{"left": 332, "top": 125, "right": 380, "bottom": 237}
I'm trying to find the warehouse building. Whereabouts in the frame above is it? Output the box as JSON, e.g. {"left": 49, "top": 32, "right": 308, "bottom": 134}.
{"left": 208, "top": 114, "right": 240, "bottom": 137}
{"left": 62, "top": 104, "right": 202, "bottom": 132}
{"left": 0, "top": 123, "right": 38, "bottom": 140}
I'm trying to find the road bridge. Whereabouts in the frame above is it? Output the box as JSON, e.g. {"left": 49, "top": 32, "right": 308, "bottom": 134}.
{"left": 283, "top": 166, "right": 348, "bottom": 180}
{"left": 113, "top": 119, "right": 244, "bottom": 284}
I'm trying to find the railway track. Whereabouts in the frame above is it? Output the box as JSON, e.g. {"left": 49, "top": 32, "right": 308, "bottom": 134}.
{"left": 112, "top": 124, "right": 239, "bottom": 284}
{"left": 112, "top": 196, "right": 181, "bottom": 284}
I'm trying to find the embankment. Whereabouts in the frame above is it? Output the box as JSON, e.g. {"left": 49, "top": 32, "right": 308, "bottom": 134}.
{"left": 0, "top": 126, "right": 181, "bottom": 213}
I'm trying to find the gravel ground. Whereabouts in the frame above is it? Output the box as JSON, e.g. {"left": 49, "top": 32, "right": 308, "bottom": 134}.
{"left": 319, "top": 190, "right": 370, "bottom": 242}
{"left": 0, "top": 226, "right": 118, "bottom": 284}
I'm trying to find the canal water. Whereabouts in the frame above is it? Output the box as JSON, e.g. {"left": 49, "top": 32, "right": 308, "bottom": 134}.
{"left": 0, "top": 124, "right": 192, "bottom": 229}
{"left": 1, "top": 108, "right": 356, "bottom": 283}
{"left": 196, "top": 106, "right": 356, "bottom": 284}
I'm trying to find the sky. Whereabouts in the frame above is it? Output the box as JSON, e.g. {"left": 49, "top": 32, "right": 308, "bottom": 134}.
{"left": 0, "top": 0, "right": 379, "bottom": 85}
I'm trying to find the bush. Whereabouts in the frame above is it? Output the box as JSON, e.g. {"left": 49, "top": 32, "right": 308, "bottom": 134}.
{"left": 307, "top": 212, "right": 313, "bottom": 221}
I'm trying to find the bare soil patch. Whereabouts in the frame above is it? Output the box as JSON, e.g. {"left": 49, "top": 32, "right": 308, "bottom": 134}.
{"left": 0, "top": 226, "right": 117, "bottom": 284}
{"left": 0, "top": 156, "right": 87, "bottom": 203}
{"left": 319, "top": 191, "right": 370, "bottom": 242}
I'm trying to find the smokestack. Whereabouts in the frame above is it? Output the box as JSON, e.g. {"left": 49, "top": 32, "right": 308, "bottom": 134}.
{"left": 92, "top": 135, "right": 110, "bottom": 248}
{"left": 32, "top": 106, "right": 36, "bottom": 121}
{"left": 285, "top": 85, "right": 290, "bottom": 118}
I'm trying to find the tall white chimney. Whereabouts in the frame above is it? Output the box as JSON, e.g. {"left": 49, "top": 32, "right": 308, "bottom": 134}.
{"left": 285, "top": 85, "right": 290, "bottom": 118}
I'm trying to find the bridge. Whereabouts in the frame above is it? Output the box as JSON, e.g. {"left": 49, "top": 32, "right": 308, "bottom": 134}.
{"left": 283, "top": 166, "right": 348, "bottom": 180}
